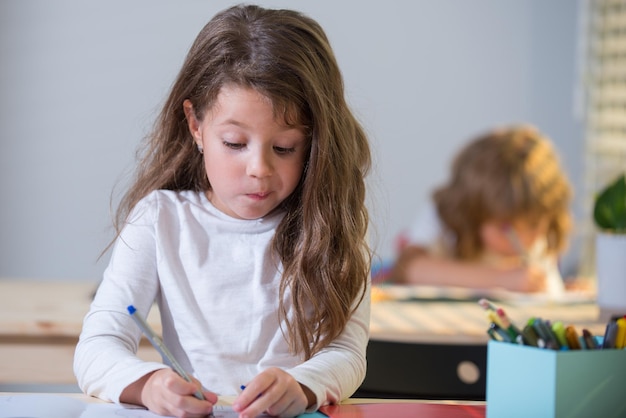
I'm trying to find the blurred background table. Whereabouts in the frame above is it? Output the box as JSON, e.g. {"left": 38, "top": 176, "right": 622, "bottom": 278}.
{"left": 0, "top": 280, "right": 160, "bottom": 392}
{"left": 358, "top": 284, "right": 603, "bottom": 400}
{"left": 0, "top": 280, "right": 604, "bottom": 399}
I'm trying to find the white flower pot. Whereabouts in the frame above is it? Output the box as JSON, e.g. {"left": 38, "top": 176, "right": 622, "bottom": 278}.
{"left": 596, "top": 232, "right": 626, "bottom": 319}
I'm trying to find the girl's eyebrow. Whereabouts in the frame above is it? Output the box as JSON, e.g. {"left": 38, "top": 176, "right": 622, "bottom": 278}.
{"left": 217, "top": 118, "right": 306, "bottom": 136}
{"left": 216, "top": 118, "right": 247, "bottom": 128}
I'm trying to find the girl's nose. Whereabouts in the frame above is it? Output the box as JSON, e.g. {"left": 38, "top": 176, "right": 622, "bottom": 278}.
{"left": 246, "top": 150, "right": 273, "bottom": 178}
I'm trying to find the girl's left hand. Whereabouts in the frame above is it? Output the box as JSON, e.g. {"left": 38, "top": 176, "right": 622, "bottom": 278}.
{"left": 232, "top": 367, "right": 314, "bottom": 418}
{"left": 564, "top": 277, "right": 596, "bottom": 294}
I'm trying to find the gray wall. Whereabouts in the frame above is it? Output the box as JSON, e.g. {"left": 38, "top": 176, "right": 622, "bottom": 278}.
{"left": 0, "top": 1, "right": 584, "bottom": 281}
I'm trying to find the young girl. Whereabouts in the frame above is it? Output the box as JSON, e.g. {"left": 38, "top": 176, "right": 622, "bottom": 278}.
{"left": 391, "top": 125, "right": 573, "bottom": 297}
{"left": 74, "top": 5, "right": 371, "bottom": 418}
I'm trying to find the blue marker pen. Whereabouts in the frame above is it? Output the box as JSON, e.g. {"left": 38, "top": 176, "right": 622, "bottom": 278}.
{"left": 127, "top": 305, "right": 205, "bottom": 400}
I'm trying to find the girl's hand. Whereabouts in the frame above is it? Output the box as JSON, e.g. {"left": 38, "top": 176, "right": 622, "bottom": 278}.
{"left": 564, "top": 277, "right": 596, "bottom": 294}
{"left": 232, "top": 367, "right": 314, "bottom": 418}
{"left": 502, "top": 265, "right": 547, "bottom": 293}
{"left": 390, "top": 245, "right": 428, "bottom": 283}
{"left": 122, "top": 369, "right": 218, "bottom": 418}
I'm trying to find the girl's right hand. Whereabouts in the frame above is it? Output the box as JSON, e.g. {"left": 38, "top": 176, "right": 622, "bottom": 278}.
{"left": 503, "top": 265, "right": 547, "bottom": 293}
{"left": 122, "top": 369, "right": 218, "bottom": 418}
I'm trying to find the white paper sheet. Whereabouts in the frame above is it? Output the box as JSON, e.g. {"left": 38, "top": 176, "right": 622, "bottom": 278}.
{"left": 0, "top": 394, "right": 252, "bottom": 418}
{"left": 0, "top": 395, "right": 321, "bottom": 418}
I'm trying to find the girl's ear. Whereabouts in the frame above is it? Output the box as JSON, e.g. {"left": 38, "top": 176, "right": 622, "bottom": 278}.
{"left": 183, "top": 99, "right": 203, "bottom": 147}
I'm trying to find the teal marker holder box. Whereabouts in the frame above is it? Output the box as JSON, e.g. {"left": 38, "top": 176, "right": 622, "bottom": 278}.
{"left": 486, "top": 341, "right": 626, "bottom": 418}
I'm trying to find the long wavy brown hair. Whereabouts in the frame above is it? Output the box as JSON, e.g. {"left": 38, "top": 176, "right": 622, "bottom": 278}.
{"left": 434, "top": 125, "right": 572, "bottom": 260}
{"left": 111, "top": 5, "right": 371, "bottom": 360}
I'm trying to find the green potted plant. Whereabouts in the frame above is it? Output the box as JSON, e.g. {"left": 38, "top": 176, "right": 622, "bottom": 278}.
{"left": 593, "top": 173, "right": 626, "bottom": 319}
{"left": 593, "top": 173, "right": 626, "bottom": 233}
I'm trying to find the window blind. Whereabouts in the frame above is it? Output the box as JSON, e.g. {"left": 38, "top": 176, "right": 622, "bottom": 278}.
{"left": 579, "top": 0, "right": 626, "bottom": 276}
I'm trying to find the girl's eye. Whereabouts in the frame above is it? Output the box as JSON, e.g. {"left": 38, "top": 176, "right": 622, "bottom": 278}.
{"left": 274, "top": 146, "right": 296, "bottom": 155}
{"left": 223, "top": 141, "right": 245, "bottom": 150}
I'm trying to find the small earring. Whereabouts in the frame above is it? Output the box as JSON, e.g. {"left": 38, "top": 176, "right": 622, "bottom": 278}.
{"left": 197, "top": 144, "right": 204, "bottom": 154}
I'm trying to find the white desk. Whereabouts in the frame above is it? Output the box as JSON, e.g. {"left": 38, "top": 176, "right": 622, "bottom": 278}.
{"left": 0, "top": 392, "right": 486, "bottom": 418}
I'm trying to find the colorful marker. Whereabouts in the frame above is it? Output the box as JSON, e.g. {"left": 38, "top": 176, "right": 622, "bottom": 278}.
{"left": 489, "top": 322, "right": 512, "bottom": 343}
{"left": 602, "top": 319, "right": 619, "bottom": 349}
{"left": 615, "top": 318, "right": 626, "bottom": 349}
{"left": 582, "top": 329, "right": 598, "bottom": 349}
{"left": 478, "top": 298, "right": 499, "bottom": 312}
{"left": 564, "top": 325, "right": 582, "bottom": 350}
{"left": 521, "top": 323, "right": 541, "bottom": 347}
{"left": 551, "top": 321, "right": 568, "bottom": 348}
{"left": 496, "top": 308, "right": 523, "bottom": 342}
{"left": 531, "top": 318, "right": 558, "bottom": 350}
{"left": 487, "top": 310, "right": 506, "bottom": 330}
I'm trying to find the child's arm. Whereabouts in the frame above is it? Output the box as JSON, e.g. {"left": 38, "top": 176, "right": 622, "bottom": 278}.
{"left": 234, "top": 282, "right": 370, "bottom": 415}
{"left": 288, "top": 283, "right": 369, "bottom": 409}
{"left": 75, "top": 193, "right": 218, "bottom": 411}
{"left": 392, "top": 245, "right": 548, "bottom": 293}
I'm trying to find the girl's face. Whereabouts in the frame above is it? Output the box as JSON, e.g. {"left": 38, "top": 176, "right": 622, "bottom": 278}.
{"left": 480, "top": 217, "right": 550, "bottom": 258}
{"left": 184, "top": 85, "right": 308, "bottom": 220}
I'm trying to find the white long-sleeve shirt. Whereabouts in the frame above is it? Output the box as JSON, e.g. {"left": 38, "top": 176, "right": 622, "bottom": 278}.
{"left": 74, "top": 190, "right": 370, "bottom": 409}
